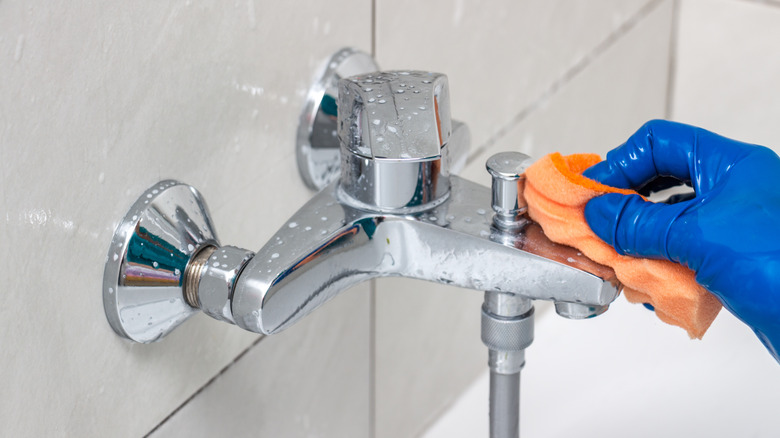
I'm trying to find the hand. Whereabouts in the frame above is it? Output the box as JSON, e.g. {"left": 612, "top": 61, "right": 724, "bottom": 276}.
{"left": 582, "top": 119, "right": 780, "bottom": 362}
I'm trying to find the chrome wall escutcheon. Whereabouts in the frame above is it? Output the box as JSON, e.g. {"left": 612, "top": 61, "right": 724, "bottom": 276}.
{"left": 102, "top": 181, "right": 220, "bottom": 343}
{"left": 296, "top": 47, "right": 380, "bottom": 190}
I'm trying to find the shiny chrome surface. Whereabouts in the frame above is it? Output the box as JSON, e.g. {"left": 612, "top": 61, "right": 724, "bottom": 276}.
{"left": 338, "top": 71, "right": 451, "bottom": 160}
{"left": 338, "top": 71, "right": 456, "bottom": 211}
{"left": 296, "top": 48, "right": 380, "bottom": 190}
{"left": 197, "top": 246, "right": 255, "bottom": 324}
{"left": 102, "top": 181, "right": 219, "bottom": 343}
{"left": 490, "top": 372, "right": 521, "bottom": 438}
{"left": 231, "top": 176, "right": 620, "bottom": 335}
{"left": 487, "top": 152, "right": 535, "bottom": 230}
{"left": 554, "top": 301, "right": 609, "bottom": 319}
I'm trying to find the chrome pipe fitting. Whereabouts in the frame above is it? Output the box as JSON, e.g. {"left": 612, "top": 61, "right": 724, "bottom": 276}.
{"left": 183, "top": 246, "right": 217, "bottom": 309}
{"left": 482, "top": 292, "right": 534, "bottom": 375}
{"left": 196, "top": 246, "right": 255, "bottom": 324}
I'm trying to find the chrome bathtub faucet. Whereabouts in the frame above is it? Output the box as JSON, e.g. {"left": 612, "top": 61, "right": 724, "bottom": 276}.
{"left": 102, "top": 48, "right": 620, "bottom": 438}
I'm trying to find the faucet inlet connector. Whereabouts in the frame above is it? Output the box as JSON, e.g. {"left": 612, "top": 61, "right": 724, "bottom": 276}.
{"left": 183, "top": 246, "right": 217, "bottom": 309}
{"left": 196, "top": 246, "right": 255, "bottom": 324}
{"left": 482, "top": 292, "right": 534, "bottom": 374}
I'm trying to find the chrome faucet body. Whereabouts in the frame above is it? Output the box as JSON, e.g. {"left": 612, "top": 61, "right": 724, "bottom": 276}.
{"left": 103, "top": 67, "right": 620, "bottom": 342}
{"left": 229, "top": 70, "right": 618, "bottom": 335}
{"left": 231, "top": 173, "right": 618, "bottom": 334}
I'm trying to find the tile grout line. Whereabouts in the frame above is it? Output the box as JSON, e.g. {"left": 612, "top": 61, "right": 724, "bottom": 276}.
{"left": 665, "top": 0, "right": 681, "bottom": 119}
{"left": 371, "top": 0, "right": 377, "bottom": 60}
{"left": 465, "top": 0, "right": 666, "bottom": 166}
{"left": 144, "top": 335, "right": 266, "bottom": 437}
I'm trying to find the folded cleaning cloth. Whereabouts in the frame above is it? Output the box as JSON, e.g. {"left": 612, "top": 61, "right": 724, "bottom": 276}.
{"left": 523, "top": 152, "right": 721, "bottom": 338}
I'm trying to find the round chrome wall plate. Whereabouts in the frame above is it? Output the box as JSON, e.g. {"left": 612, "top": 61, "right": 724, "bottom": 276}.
{"left": 296, "top": 47, "right": 380, "bottom": 190}
{"left": 102, "top": 180, "right": 218, "bottom": 343}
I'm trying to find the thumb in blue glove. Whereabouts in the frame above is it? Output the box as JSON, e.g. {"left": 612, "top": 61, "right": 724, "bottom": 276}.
{"left": 582, "top": 120, "right": 780, "bottom": 362}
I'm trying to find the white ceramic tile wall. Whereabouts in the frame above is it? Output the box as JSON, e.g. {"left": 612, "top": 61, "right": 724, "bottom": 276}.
{"left": 149, "top": 285, "right": 371, "bottom": 438}
{"left": 0, "top": 1, "right": 370, "bottom": 436}
{"left": 373, "top": 1, "right": 671, "bottom": 436}
{"left": 673, "top": 0, "right": 780, "bottom": 149}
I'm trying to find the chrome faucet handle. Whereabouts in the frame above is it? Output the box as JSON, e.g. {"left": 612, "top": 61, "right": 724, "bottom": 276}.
{"left": 338, "top": 71, "right": 452, "bottom": 161}
{"left": 337, "top": 71, "right": 457, "bottom": 212}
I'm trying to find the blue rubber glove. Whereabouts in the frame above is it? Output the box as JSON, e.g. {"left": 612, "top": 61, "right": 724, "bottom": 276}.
{"left": 582, "top": 120, "right": 780, "bottom": 363}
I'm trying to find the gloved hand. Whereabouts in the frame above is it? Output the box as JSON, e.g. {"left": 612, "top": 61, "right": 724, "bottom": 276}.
{"left": 582, "top": 119, "right": 780, "bottom": 363}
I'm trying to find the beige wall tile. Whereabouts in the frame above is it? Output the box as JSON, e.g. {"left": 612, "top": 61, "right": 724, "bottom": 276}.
{"left": 149, "top": 285, "right": 371, "bottom": 438}
{"left": 673, "top": 0, "right": 780, "bottom": 149}
{"left": 0, "top": 1, "right": 370, "bottom": 436}
{"left": 375, "top": 1, "right": 673, "bottom": 437}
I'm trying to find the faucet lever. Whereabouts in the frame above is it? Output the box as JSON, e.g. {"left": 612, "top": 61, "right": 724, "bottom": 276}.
{"left": 338, "top": 71, "right": 452, "bottom": 161}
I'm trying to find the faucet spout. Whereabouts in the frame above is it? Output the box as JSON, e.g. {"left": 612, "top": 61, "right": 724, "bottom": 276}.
{"left": 231, "top": 176, "right": 620, "bottom": 335}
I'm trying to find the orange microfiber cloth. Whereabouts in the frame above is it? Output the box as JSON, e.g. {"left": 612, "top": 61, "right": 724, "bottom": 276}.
{"left": 523, "top": 152, "right": 722, "bottom": 338}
